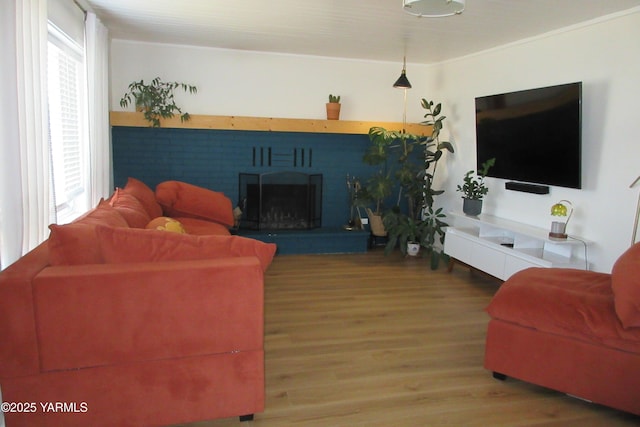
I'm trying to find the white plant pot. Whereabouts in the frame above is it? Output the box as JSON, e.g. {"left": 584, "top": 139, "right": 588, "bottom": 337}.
{"left": 407, "top": 242, "right": 420, "bottom": 257}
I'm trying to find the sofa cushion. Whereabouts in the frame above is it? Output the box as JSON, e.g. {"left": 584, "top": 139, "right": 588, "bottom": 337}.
{"left": 155, "top": 181, "right": 234, "bottom": 227}
{"left": 73, "top": 199, "right": 129, "bottom": 227}
{"left": 146, "top": 217, "right": 186, "bottom": 234}
{"left": 611, "top": 242, "right": 640, "bottom": 329}
{"left": 486, "top": 268, "right": 640, "bottom": 353}
{"left": 32, "top": 257, "right": 265, "bottom": 374}
{"left": 174, "top": 217, "right": 231, "bottom": 236}
{"left": 122, "top": 177, "right": 163, "bottom": 219}
{"left": 48, "top": 203, "right": 128, "bottom": 265}
{"left": 110, "top": 188, "right": 151, "bottom": 228}
{"left": 48, "top": 224, "right": 103, "bottom": 265}
{"left": 96, "top": 226, "right": 277, "bottom": 272}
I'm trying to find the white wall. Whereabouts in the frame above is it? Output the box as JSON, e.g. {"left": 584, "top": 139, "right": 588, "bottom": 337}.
{"left": 110, "top": 41, "right": 432, "bottom": 124}
{"left": 427, "top": 10, "right": 640, "bottom": 272}
{"left": 109, "top": 9, "right": 640, "bottom": 272}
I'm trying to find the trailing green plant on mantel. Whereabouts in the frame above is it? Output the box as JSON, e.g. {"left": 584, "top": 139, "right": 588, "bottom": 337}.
{"left": 119, "top": 77, "right": 198, "bottom": 127}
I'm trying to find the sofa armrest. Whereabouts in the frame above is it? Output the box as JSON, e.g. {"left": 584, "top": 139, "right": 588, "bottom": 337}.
{"left": 32, "top": 257, "right": 264, "bottom": 372}
{"left": 0, "top": 243, "right": 49, "bottom": 378}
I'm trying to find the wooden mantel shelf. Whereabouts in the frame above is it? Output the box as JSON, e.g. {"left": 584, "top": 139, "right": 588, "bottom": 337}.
{"left": 109, "top": 111, "right": 430, "bottom": 135}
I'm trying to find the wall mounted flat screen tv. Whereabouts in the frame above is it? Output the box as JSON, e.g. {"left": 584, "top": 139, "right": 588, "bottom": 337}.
{"left": 475, "top": 82, "right": 582, "bottom": 189}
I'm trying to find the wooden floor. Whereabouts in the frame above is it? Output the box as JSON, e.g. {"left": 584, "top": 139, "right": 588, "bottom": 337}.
{"left": 179, "top": 250, "right": 639, "bottom": 427}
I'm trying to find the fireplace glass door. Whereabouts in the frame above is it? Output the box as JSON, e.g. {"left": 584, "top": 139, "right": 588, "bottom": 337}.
{"left": 239, "top": 172, "right": 322, "bottom": 230}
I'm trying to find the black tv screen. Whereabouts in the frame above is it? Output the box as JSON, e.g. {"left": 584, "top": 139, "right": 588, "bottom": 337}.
{"left": 475, "top": 82, "right": 582, "bottom": 189}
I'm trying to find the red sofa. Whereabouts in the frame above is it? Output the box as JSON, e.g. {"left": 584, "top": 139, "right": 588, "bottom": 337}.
{"left": 485, "top": 243, "right": 640, "bottom": 415}
{"left": 0, "top": 178, "right": 276, "bottom": 426}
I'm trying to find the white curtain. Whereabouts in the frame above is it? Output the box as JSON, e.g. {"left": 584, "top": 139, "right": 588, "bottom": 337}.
{"left": 0, "top": 0, "right": 22, "bottom": 269}
{"left": 85, "top": 12, "right": 111, "bottom": 205}
{"left": 0, "top": 0, "right": 51, "bottom": 270}
{"left": 0, "top": 2, "right": 111, "bottom": 270}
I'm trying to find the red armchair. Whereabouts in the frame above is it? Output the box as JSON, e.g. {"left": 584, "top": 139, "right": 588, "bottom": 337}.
{"left": 484, "top": 243, "right": 640, "bottom": 415}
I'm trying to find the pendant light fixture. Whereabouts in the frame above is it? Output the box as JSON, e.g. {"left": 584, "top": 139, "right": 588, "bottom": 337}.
{"left": 393, "top": 56, "right": 411, "bottom": 134}
{"left": 393, "top": 56, "right": 412, "bottom": 89}
{"left": 403, "top": 0, "right": 465, "bottom": 18}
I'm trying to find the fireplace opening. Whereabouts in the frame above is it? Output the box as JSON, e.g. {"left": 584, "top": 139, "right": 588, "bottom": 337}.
{"left": 239, "top": 172, "right": 322, "bottom": 230}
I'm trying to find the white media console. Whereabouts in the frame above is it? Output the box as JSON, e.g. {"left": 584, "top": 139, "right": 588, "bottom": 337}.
{"left": 444, "top": 211, "right": 590, "bottom": 281}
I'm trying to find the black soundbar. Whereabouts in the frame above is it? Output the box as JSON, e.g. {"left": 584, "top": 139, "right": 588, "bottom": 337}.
{"left": 505, "top": 181, "right": 550, "bottom": 194}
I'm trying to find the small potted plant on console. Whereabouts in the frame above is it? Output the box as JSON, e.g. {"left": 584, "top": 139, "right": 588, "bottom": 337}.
{"left": 457, "top": 158, "right": 495, "bottom": 216}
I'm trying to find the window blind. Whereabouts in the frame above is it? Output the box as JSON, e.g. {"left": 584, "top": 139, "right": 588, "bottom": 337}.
{"left": 47, "top": 0, "right": 88, "bottom": 223}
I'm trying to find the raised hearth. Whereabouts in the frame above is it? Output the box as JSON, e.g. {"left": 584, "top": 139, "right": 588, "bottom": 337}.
{"left": 237, "top": 227, "right": 368, "bottom": 255}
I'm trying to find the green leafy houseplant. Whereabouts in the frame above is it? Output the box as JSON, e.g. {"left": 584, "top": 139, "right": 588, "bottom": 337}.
{"left": 357, "top": 171, "right": 393, "bottom": 215}
{"left": 362, "top": 98, "right": 454, "bottom": 267}
{"left": 362, "top": 127, "right": 421, "bottom": 241}
{"left": 382, "top": 206, "right": 447, "bottom": 257}
{"left": 328, "top": 94, "right": 341, "bottom": 103}
{"left": 119, "top": 77, "right": 198, "bottom": 127}
{"left": 418, "top": 99, "right": 456, "bottom": 214}
{"left": 457, "top": 158, "right": 496, "bottom": 200}
{"left": 354, "top": 171, "right": 393, "bottom": 240}
{"left": 457, "top": 158, "right": 495, "bottom": 216}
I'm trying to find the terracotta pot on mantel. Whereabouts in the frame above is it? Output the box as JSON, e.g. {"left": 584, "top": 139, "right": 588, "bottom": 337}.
{"left": 326, "top": 102, "right": 341, "bottom": 120}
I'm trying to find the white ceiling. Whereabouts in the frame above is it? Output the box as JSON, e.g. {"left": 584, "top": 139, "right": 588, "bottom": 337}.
{"left": 85, "top": 0, "right": 640, "bottom": 64}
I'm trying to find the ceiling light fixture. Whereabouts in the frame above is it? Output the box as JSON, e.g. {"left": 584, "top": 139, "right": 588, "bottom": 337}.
{"left": 403, "top": 0, "right": 465, "bottom": 18}
{"left": 393, "top": 56, "right": 412, "bottom": 89}
{"left": 393, "top": 56, "right": 411, "bottom": 134}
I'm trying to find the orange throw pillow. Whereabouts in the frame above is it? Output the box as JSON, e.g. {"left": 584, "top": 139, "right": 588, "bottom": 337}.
{"left": 96, "top": 226, "right": 277, "bottom": 272}
{"left": 48, "top": 203, "right": 128, "bottom": 265}
{"left": 611, "top": 242, "right": 640, "bottom": 329}
{"left": 110, "top": 188, "right": 151, "bottom": 228}
{"left": 155, "top": 181, "right": 234, "bottom": 227}
{"left": 72, "top": 200, "right": 129, "bottom": 227}
{"left": 175, "top": 217, "right": 231, "bottom": 236}
{"left": 49, "top": 224, "right": 104, "bottom": 265}
{"left": 122, "top": 177, "right": 163, "bottom": 219}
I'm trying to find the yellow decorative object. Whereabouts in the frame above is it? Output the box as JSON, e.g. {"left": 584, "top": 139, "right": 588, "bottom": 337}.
{"left": 145, "top": 217, "right": 186, "bottom": 234}
{"left": 551, "top": 203, "right": 568, "bottom": 217}
{"left": 549, "top": 200, "right": 573, "bottom": 239}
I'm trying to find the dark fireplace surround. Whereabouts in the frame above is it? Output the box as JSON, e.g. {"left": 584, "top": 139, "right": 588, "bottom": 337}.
{"left": 238, "top": 172, "right": 322, "bottom": 230}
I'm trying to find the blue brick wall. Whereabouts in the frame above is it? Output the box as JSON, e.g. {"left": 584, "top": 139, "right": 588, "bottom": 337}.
{"left": 112, "top": 127, "right": 383, "bottom": 228}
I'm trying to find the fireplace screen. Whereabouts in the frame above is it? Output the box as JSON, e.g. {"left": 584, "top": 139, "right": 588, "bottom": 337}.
{"left": 239, "top": 172, "right": 322, "bottom": 230}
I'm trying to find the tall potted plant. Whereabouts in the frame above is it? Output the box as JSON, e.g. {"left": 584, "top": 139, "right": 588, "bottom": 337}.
{"left": 119, "top": 77, "right": 198, "bottom": 127}
{"left": 357, "top": 171, "right": 394, "bottom": 240}
{"left": 360, "top": 128, "right": 396, "bottom": 231}
{"left": 382, "top": 211, "right": 424, "bottom": 256}
{"left": 456, "top": 158, "right": 495, "bottom": 216}
{"left": 363, "top": 98, "right": 454, "bottom": 266}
